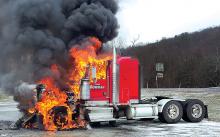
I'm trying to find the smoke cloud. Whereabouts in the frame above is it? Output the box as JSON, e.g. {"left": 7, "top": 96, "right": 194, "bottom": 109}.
{"left": 0, "top": 0, "right": 118, "bottom": 111}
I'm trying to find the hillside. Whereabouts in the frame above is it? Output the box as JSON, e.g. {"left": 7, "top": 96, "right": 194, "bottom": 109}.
{"left": 123, "top": 26, "right": 220, "bottom": 88}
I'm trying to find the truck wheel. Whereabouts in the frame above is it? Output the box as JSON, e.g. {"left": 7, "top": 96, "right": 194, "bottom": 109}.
{"left": 51, "top": 106, "right": 68, "bottom": 129}
{"left": 182, "top": 99, "right": 205, "bottom": 122}
{"left": 159, "top": 101, "right": 183, "bottom": 123}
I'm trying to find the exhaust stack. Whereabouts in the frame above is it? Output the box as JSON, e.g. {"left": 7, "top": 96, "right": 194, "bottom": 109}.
{"left": 112, "top": 47, "right": 118, "bottom": 105}
{"left": 80, "top": 65, "right": 90, "bottom": 100}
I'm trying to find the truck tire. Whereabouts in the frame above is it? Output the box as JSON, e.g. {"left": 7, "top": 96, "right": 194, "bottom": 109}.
{"left": 159, "top": 101, "right": 183, "bottom": 123}
{"left": 182, "top": 99, "right": 205, "bottom": 122}
{"left": 51, "top": 106, "right": 68, "bottom": 129}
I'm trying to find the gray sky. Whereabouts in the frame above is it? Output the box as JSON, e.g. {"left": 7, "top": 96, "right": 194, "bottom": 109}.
{"left": 117, "top": 0, "right": 220, "bottom": 45}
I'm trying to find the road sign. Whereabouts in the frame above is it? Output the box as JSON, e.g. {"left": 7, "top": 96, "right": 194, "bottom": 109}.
{"left": 157, "top": 73, "right": 164, "bottom": 78}
{"left": 156, "top": 63, "right": 164, "bottom": 72}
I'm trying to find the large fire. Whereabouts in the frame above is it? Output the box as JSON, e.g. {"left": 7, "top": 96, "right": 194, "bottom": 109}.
{"left": 27, "top": 37, "right": 112, "bottom": 131}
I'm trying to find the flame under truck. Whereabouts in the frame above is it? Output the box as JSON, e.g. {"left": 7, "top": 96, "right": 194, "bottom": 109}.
{"left": 79, "top": 48, "right": 208, "bottom": 126}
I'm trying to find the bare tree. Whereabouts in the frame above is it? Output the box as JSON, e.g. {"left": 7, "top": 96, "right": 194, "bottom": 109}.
{"left": 130, "top": 35, "right": 140, "bottom": 47}
{"left": 108, "top": 36, "right": 126, "bottom": 48}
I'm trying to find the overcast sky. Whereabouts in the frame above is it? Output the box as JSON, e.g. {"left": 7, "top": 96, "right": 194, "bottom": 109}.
{"left": 117, "top": 0, "right": 220, "bottom": 45}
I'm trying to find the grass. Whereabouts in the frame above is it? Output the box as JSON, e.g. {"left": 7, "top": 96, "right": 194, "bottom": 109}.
{"left": 0, "top": 93, "right": 8, "bottom": 100}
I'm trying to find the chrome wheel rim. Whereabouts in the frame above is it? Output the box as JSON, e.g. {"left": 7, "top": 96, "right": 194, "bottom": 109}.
{"left": 191, "top": 104, "right": 202, "bottom": 118}
{"left": 167, "top": 104, "right": 180, "bottom": 119}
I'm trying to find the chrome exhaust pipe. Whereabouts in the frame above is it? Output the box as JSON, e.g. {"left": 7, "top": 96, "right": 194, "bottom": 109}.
{"left": 80, "top": 65, "right": 90, "bottom": 100}
{"left": 112, "top": 47, "right": 118, "bottom": 106}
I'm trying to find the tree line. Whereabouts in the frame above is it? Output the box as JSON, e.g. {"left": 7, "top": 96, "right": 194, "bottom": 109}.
{"left": 121, "top": 26, "right": 220, "bottom": 88}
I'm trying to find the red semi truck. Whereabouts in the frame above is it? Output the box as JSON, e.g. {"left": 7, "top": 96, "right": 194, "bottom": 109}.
{"left": 80, "top": 48, "right": 208, "bottom": 125}
{"left": 32, "top": 47, "right": 208, "bottom": 129}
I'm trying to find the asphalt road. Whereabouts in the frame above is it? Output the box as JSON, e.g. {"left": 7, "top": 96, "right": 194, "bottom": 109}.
{"left": 0, "top": 88, "right": 220, "bottom": 137}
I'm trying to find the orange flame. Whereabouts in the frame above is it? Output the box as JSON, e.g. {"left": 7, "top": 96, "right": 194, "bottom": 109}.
{"left": 30, "top": 37, "right": 112, "bottom": 131}
{"left": 67, "top": 37, "right": 112, "bottom": 97}
{"left": 35, "top": 77, "right": 72, "bottom": 130}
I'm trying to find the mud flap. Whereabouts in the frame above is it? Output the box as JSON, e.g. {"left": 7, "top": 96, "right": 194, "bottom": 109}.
{"left": 204, "top": 105, "right": 208, "bottom": 119}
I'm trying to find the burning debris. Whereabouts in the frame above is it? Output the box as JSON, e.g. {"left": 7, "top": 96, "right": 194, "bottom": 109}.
{"left": 0, "top": 0, "right": 118, "bottom": 131}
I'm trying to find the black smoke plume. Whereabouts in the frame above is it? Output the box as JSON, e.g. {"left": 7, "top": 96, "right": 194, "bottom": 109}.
{"left": 0, "top": 0, "right": 118, "bottom": 112}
